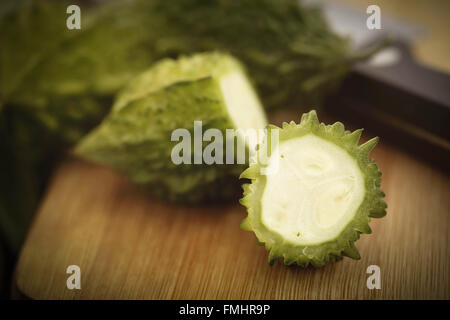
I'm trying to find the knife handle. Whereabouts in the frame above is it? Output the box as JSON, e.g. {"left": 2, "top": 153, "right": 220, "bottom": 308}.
{"left": 326, "top": 40, "right": 450, "bottom": 171}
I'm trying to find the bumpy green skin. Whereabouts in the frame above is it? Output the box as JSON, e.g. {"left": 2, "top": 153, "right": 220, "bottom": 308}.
{"left": 239, "top": 110, "right": 387, "bottom": 267}
{"left": 76, "top": 53, "right": 261, "bottom": 203}
{"left": 113, "top": 52, "right": 251, "bottom": 112}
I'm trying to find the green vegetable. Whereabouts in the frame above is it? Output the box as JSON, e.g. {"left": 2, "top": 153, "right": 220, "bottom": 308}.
{"left": 76, "top": 52, "right": 267, "bottom": 203}
{"left": 239, "top": 110, "right": 387, "bottom": 267}
{"left": 2, "top": 0, "right": 367, "bottom": 117}
{"left": 0, "top": 0, "right": 385, "bottom": 293}
{"left": 132, "top": 0, "right": 355, "bottom": 110}
{"left": 0, "top": 0, "right": 159, "bottom": 264}
{"left": 0, "top": 0, "right": 121, "bottom": 262}
{"left": 0, "top": 0, "right": 159, "bottom": 142}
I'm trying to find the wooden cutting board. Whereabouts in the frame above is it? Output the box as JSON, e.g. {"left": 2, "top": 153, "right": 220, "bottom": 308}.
{"left": 13, "top": 0, "right": 450, "bottom": 300}
{"left": 15, "top": 113, "right": 450, "bottom": 300}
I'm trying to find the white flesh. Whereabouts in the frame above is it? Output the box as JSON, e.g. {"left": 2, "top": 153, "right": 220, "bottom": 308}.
{"left": 220, "top": 71, "right": 267, "bottom": 154}
{"left": 261, "top": 134, "right": 365, "bottom": 245}
{"left": 220, "top": 71, "right": 267, "bottom": 131}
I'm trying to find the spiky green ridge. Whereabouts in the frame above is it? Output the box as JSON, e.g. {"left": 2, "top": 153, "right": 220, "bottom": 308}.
{"left": 76, "top": 53, "right": 267, "bottom": 203}
{"left": 239, "top": 110, "right": 387, "bottom": 267}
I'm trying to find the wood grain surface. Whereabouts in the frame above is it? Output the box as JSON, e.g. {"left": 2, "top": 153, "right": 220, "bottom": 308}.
{"left": 15, "top": 115, "right": 450, "bottom": 299}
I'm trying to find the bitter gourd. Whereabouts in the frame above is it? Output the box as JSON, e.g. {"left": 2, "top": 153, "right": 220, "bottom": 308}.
{"left": 76, "top": 52, "right": 267, "bottom": 203}
{"left": 240, "top": 110, "right": 387, "bottom": 267}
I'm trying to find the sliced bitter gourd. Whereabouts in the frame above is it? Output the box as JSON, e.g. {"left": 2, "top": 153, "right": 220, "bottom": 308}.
{"left": 239, "top": 110, "right": 386, "bottom": 267}
{"left": 76, "top": 52, "right": 267, "bottom": 203}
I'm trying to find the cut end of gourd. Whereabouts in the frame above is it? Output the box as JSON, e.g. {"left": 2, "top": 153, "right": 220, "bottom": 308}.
{"left": 220, "top": 70, "right": 267, "bottom": 151}
{"left": 239, "top": 110, "right": 387, "bottom": 267}
{"left": 261, "top": 134, "right": 365, "bottom": 246}
{"left": 220, "top": 70, "right": 267, "bottom": 132}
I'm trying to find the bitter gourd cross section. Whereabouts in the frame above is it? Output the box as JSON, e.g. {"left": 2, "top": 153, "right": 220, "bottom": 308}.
{"left": 240, "top": 110, "right": 387, "bottom": 267}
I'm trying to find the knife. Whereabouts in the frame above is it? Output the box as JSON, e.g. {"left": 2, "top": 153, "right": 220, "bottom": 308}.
{"left": 307, "top": 0, "right": 450, "bottom": 170}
